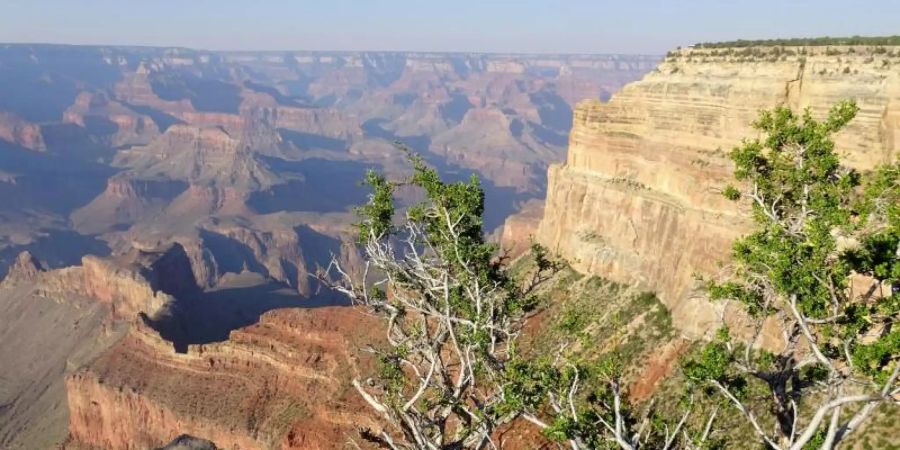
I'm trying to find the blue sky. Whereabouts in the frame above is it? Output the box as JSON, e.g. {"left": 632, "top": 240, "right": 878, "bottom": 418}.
{"left": 1, "top": 0, "right": 897, "bottom": 54}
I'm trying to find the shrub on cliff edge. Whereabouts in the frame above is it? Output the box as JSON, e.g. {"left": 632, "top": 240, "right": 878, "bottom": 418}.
{"left": 321, "top": 148, "right": 560, "bottom": 449}
{"left": 691, "top": 100, "right": 899, "bottom": 449}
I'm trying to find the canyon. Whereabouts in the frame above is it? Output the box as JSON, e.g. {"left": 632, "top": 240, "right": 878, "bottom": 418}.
{"left": 2, "top": 41, "right": 898, "bottom": 449}
{"left": 0, "top": 45, "right": 657, "bottom": 285}
{"left": 0, "top": 44, "right": 656, "bottom": 449}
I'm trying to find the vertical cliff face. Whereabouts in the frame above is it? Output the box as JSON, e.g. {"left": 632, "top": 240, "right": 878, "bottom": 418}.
{"left": 538, "top": 45, "right": 900, "bottom": 336}
{"left": 79, "top": 244, "right": 198, "bottom": 320}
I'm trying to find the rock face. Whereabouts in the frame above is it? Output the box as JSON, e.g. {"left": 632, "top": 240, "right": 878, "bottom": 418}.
{"left": 65, "top": 306, "right": 381, "bottom": 450}
{"left": 79, "top": 244, "right": 197, "bottom": 320}
{"left": 537, "top": 45, "right": 900, "bottom": 337}
{"left": 63, "top": 91, "right": 161, "bottom": 147}
{"left": 0, "top": 112, "right": 46, "bottom": 151}
{"left": 3, "top": 250, "right": 45, "bottom": 283}
{"left": 498, "top": 199, "right": 544, "bottom": 258}
{"left": 0, "top": 245, "right": 195, "bottom": 449}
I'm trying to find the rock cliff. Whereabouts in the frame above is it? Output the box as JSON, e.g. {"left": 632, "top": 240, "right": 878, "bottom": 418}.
{"left": 0, "top": 112, "right": 46, "bottom": 151}
{"left": 63, "top": 92, "right": 162, "bottom": 147}
{"left": 65, "top": 306, "right": 381, "bottom": 450}
{"left": 3, "top": 250, "right": 45, "bottom": 283}
{"left": 537, "top": 45, "right": 900, "bottom": 336}
{"left": 79, "top": 244, "right": 198, "bottom": 320}
{"left": 0, "top": 244, "right": 194, "bottom": 449}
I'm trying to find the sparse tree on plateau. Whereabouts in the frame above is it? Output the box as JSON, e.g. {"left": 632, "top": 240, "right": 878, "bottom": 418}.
{"left": 321, "top": 149, "right": 560, "bottom": 449}
{"left": 687, "top": 101, "right": 899, "bottom": 449}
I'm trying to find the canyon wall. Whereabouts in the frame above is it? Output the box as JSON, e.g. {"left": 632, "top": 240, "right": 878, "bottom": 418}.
{"left": 537, "top": 45, "right": 900, "bottom": 337}
{"left": 0, "top": 245, "right": 195, "bottom": 449}
{"left": 65, "top": 307, "right": 381, "bottom": 450}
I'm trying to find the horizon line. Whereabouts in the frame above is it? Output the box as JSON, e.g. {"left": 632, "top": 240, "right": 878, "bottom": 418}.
{"left": 0, "top": 40, "right": 665, "bottom": 57}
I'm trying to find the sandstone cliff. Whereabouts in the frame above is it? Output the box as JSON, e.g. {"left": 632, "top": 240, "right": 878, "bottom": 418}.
{"left": 498, "top": 199, "right": 544, "bottom": 258}
{"left": 3, "top": 250, "right": 45, "bottom": 283}
{"left": 537, "top": 45, "right": 900, "bottom": 337}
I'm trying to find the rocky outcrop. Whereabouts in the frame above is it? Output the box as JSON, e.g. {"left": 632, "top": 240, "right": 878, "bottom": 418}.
{"left": 80, "top": 244, "right": 198, "bottom": 319}
{"left": 72, "top": 176, "right": 188, "bottom": 234}
{"left": 2, "top": 251, "right": 45, "bottom": 283}
{"left": 79, "top": 254, "right": 176, "bottom": 320}
{"left": 0, "top": 112, "right": 46, "bottom": 151}
{"left": 63, "top": 92, "right": 161, "bottom": 146}
{"left": 65, "top": 306, "right": 381, "bottom": 450}
{"left": 112, "top": 124, "right": 281, "bottom": 195}
{"left": 0, "top": 244, "right": 193, "bottom": 449}
{"left": 498, "top": 200, "right": 544, "bottom": 257}
{"left": 196, "top": 225, "right": 311, "bottom": 294}
{"left": 0, "top": 274, "right": 119, "bottom": 450}
{"left": 537, "top": 45, "right": 900, "bottom": 337}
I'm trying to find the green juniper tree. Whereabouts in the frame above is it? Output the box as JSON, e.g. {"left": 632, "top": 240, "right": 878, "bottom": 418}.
{"left": 321, "top": 150, "right": 560, "bottom": 449}
{"left": 687, "top": 101, "right": 899, "bottom": 449}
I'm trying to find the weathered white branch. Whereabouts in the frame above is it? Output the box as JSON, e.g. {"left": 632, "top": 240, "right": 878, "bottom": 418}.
{"left": 712, "top": 380, "right": 783, "bottom": 450}
{"left": 790, "top": 395, "right": 881, "bottom": 450}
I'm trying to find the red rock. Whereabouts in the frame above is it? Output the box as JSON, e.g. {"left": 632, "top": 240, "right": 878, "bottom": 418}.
{"left": 64, "top": 307, "right": 382, "bottom": 450}
{"left": 0, "top": 112, "right": 46, "bottom": 151}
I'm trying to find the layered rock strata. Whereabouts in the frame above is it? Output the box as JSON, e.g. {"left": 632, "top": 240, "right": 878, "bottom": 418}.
{"left": 537, "top": 45, "right": 900, "bottom": 336}
{"left": 65, "top": 306, "right": 380, "bottom": 450}
{"left": 0, "top": 245, "right": 194, "bottom": 449}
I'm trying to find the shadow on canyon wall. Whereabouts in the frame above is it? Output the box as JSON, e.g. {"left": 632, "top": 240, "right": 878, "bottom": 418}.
{"left": 153, "top": 227, "right": 348, "bottom": 352}
{"left": 248, "top": 157, "right": 373, "bottom": 213}
{"left": 153, "top": 279, "right": 348, "bottom": 353}
{"left": 0, "top": 45, "right": 124, "bottom": 122}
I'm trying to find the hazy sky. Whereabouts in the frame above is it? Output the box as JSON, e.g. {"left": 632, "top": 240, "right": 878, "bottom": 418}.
{"left": 1, "top": 0, "right": 897, "bottom": 54}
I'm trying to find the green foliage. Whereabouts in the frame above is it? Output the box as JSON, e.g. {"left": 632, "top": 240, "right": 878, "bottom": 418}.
{"left": 694, "top": 36, "right": 900, "bottom": 48}
{"left": 499, "top": 357, "right": 560, "bottom": 415}
{"left": 849, "top": 162, "right": 900, "bottom": 284}
{"left": 698, "top": 100, "right": 900, "bottom": 447}
{"left": 722, "top": 185, "right": 741, "bottom": 201}
{"left": 852, "top": 330, "right": 900, "bottom": 383}
{"left": 356, "top": 170, "right": 395, "bottom": 242}
{"left": 349, "top": 147, "right": 569, "bottom": 448}
{"left": 709, "top": 100, "right": 861, "bottom": 319}
{"left": 377, "top": 350, "right": 407, "bottom": 402}
{"left": 504, "top": 354, "right": 643, "bottom": 448}
{"left": 801, "top": 429, "right": 827, "bottom": 450}
{"left": 530, "top": 240, "right": 556, "bottom": 274}
{"left": 511, "top": 266, "right": 688, "bottom": 447}
{"left": 682, "top": 341, "right": 732, "bottom": 382}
